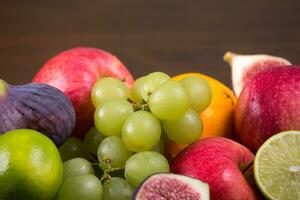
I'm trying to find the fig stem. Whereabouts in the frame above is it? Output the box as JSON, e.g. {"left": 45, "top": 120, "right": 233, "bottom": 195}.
{"left": 0, "top": 79, "right": 7, "bottom": 96}
{"left": 223, "top": 52, "right": 234, "bottom": 65}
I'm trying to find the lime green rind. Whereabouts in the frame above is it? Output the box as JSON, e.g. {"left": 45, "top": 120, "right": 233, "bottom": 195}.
{"left": 254, "top": 130, "right": 300, "bottom": 200}
{"left": 0, "top": 79, "right": 8, "bottom": 96}
{"left": 0, "top": 129, "right": 63, "bottom": 200}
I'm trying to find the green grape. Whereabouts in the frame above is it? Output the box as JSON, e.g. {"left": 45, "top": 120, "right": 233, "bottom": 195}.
{"left": 94, "top": 100, "right": 134, "bottom": 136}
{"left": 91, "top": 77, "right": 130, "bottom": 108}
{"left": 149, "top": 80, "right": 190, "bottom": 120}
{"left": 122, "top": 111, "right": 161, "bottom": 152}
{"left": 142, "top": 72, "right": 170, "bottom": 101}
{"left": 152, "top": 139, "right": 165, "bottom": 154}
{"left": 63, "top": 158, "right": 95, "bottom": 180}
{"left": 59, "top": 137, "right": 87, "bottom": 162}
{"left": 102, "top": 177, "right": 134, "bottom": 200}
{"left": 131, "top": 76, "right": 148, "bottom": 104}
{"left": 97, "top": 136, "right": 132, "bottom": 170}
{"left": 131, "top": 72, "right": 170, "bottom": 104}
{"left": 58, "top": 175, "right": 102, "bottom": 200}
{"left": 180, "top": 76, "right": 212, "bottom": 112}
{"left": 125, "top": 151, "right": 169, "bottom": 187}
{"left": 146, "top": 72, "right": 170, "bottom": 83}
{"left": 83, "top": 127, "right": 106, "bottom": 156}
{"left": 162, "top": 108, "right": 203, "bottom": 144}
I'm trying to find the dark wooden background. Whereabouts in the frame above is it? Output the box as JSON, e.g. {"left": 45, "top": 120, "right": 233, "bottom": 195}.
{"left": 1, "top": 0, "right": 299, "bottom": 87}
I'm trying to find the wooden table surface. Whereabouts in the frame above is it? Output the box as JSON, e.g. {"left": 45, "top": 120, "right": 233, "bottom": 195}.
{"left": 1, "top": 0, "right": 299, "bottom": 88}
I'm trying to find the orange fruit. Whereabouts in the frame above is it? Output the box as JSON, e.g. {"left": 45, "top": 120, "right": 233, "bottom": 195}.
{"left": 164, "top": 73, "right": 237, "bottom": 161}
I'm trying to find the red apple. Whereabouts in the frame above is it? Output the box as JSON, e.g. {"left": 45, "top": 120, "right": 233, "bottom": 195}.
{"left": 171, "top": 137, "right": 257, "bottom": 200}
{"left": 235, "top": 66, "right": 300, "bottom": 152}
{"left": 33, "top": 47, "right": 134, "bottom": 138}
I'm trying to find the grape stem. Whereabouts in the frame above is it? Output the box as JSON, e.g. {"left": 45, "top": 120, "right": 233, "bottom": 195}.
{"left": 134, "top": 103, "right": 150, "bottom": 111}
{"left": 127, "top": 96, "right": 151, "bottom": 112}
{"left": 100, "top": 173, "right": 111, "bottom": 183}
{"left": 100, "top": 166, "right": 125, "bottom": 183}
{"left": 99, "top": 158, "right": 126, "bottom": 183}
{"left": 108, "top": 166, "right": 125, "bottom": 172}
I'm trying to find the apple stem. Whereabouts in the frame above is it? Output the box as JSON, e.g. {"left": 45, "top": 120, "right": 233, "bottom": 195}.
{"left": 0, "top": 79, "right": 8, "bottom": 97}
{"left": 242, "top": 161, "right": 254, "bottom": 178}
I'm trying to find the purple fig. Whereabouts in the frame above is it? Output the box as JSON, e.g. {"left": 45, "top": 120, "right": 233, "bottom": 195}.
{"left": 0, "top": 79, "right": 75, "bottom": 146}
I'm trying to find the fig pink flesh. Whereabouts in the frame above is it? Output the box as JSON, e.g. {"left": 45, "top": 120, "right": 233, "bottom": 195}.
{"left": 33, "top": 47, "right": 134, "bottom": 138}
{"left": 235, "top": 66, "right": 300, "bottom": 151}
{"left": 171, "top": 137, "right": 256, "bottom": 200}
{"left": 138, "top": 177, "right": 200, "bottom": 200}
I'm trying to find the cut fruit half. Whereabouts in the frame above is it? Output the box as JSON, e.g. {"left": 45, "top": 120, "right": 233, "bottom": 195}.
{"left": 254, "top": 130, "right": 300, "bottom": 200}
{"left": 223, "top": 52, "right": 291, "bottom": 96}
{"left": 134, "top": 173, "right": 209, "bottom": 200}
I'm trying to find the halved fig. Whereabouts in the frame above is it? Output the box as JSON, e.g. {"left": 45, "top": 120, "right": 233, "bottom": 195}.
{"left": 0, "top": 79, "right": 75, "bottom": 146}
{"left": 223, "top": 51, "right": 291, "bottom": 96}
{"left": 134, "top": 173, "right": 209, "bottom": 200}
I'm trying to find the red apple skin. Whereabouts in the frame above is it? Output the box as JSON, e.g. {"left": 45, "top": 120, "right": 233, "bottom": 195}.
{"left": 171, "top": 137, "right": 257, "bottom": 200}
{"left": 235, "top": 66, "right": 300, "bottom": 152}
{"left": 33, "top": 47, "right": 134, "bottom": 138}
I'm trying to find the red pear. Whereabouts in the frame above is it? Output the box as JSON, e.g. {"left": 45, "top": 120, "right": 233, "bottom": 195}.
{"left": 234, "top": 66, "right": 300, "bottom": 152}
{"left": 33, "top": 47, "right": 134, "bottom": 138}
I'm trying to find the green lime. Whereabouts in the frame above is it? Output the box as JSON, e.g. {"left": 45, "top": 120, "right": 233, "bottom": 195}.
{"left": 254, "top": 130, "right": 300, "bottom": 200}
{"left": 0, "top": 129, "right": 63, "bottom": 200}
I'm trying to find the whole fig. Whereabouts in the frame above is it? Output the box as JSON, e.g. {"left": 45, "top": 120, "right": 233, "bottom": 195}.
{"left": 0, "top": 79, "right": 75, "bottom": 146}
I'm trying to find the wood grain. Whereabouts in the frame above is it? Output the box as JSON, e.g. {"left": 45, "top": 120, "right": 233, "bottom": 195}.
{"left": 0, "top": 0, "right": 299, "bottom": 87}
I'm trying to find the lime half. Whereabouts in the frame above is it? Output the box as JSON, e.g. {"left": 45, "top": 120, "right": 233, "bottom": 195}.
{"left": 254, "top": 130, "right": 300, "bottom": 200}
